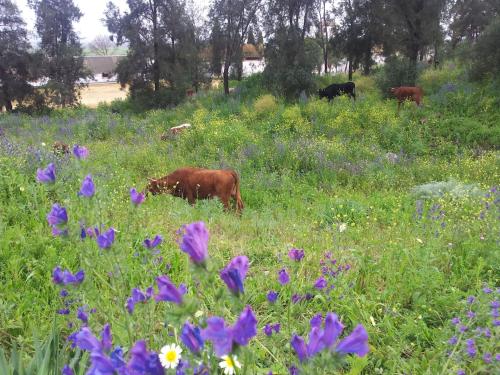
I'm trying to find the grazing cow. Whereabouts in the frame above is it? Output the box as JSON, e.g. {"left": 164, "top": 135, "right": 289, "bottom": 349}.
{"left": 390, "top": 86, "right": 423, "bottom": 111}
{"left": 318, "top": 82, "right": 356, "bottom": 102}
{"left": 52, "top": 141, "right": 70, "bottom": 155}
{"left": 169, "top": 123, "right": 191, "bottom": 135}
{"left": 146, "top": 167, "right": 244, "bottom": 213}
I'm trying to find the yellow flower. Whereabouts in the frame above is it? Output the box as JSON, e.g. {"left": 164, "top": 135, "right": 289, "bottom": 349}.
{"left": 159, "top": 344, "right": 182, "bottom": 369}
{"left": 219, "top": 355, "right": 242, "bottom": 375}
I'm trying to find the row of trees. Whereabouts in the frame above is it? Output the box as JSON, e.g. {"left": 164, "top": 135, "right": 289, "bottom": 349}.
{"left": 1, "top": 0, "right": 499, "bottom": 111}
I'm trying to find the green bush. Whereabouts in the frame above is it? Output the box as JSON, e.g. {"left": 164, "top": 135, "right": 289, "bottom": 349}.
{"left": 253, "top": 94, "right": 278, "bottom": 116}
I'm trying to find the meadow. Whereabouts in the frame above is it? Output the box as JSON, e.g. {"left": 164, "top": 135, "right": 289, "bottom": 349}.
{"left": 0, "top": 66, "right": 499, "bottom": 374}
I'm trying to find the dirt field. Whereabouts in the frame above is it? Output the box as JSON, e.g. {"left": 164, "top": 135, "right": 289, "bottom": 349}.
{"left": 80, "top": 83, "right": 128, "bottom": 107}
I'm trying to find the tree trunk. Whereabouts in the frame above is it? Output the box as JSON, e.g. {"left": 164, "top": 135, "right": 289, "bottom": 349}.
{"left": 409, "top": 46, "right": 418, "bottom": 86}
{"left": 152, "top": 1, "right": 160, "bottom": 92}
{"left": 348, "top": 59, "right": 353, "bottom": 81}
{"left": 223, "top": 60, "right": 230, "bottom": 95}
{"left": 323, "top": 1, "right": 328, "bottom": 74}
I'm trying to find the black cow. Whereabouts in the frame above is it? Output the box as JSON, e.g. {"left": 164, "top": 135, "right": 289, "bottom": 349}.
{"left": 318, "top": 82, "right": 356, "bottom": 102}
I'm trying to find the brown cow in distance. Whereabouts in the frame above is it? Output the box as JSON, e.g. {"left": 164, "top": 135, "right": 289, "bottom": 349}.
{"left": 52, "top": 141, "right": 70, "bottom": 155}
{"left": 390, "top": 86, "right": 423, "bottom": 111}
{"left": 146, "top": 167, "right": 244, "bottom": 213}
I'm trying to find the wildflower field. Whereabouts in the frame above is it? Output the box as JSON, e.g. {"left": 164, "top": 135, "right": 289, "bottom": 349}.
{"left": 0, "top": 70, "right": 499, "bottom": 374}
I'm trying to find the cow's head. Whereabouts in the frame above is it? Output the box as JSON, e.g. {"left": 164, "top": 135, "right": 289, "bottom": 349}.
{"left": 390, "top": 87, "right": 397, "bottom": 94}
{"left": 145, "top": 177, "right": 176, "bottom": 196}
{"left": 318, "top": 89, "right": 326, "bottom": 99}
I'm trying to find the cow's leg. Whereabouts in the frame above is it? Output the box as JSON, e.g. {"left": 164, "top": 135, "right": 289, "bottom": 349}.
{"left": 219, "top": 195, "right": 230, "bottom": 211}
{"left": 186, "top": 192, "right": 196, "bottom": 206}
{"left": 351, "top": 92, "right": 356, "bottom": 101}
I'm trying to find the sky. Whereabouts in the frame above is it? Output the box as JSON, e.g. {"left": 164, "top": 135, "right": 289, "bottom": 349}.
{"left": 14, "top": 0, "right": 208, "bottom": 45}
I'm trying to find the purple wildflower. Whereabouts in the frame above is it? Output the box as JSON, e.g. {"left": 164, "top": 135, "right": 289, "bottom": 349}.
{"left": 154, "top": 275, "right": 183, "bottom": 304}
{"left": 466, "top": 339, "right": 476, "bottom": 357}
{"left": 62, "top": 365, "right": 74, "bottom": 375}
{"left": 457, "top": 370, "right": 465, "bottom": 375}
{"left": 52, "top": 267, "right": 85, "bottom": 286}
{"left": 74, "top": 327, "right": 102, "bottom": 352}
{"left": 483, "top": 287, "right": 493, "bottom": 294}
{"left": 52, "top": 226, "right": 68, "bottom": 237}
{"left": 101, "top": 324, "right": 112, "bottom": 352}
{"left": 289, "top": 366, "right": 299, "bottom": 375}
{"left": 278, "top": 268, "right": 290, "bottom": 285}
{"left": 36, "top": 163, "right": 56, "bottom": 183}
{"left": 493, "top": 319, "right": 500, "bottom": 326}
{"left": 448, "top": 336, "right": 458, "bottom": 345}
{"left": 47, "top": 204, "right": 68, "bottom": 226}
{"left": 77, "top": 307, "right": 88, "bottom": 324}
{"left": 200, "top": 317, "right": 233, "bottom": 356}
{"left": 267, "top": 290, "right": 278, "bottom": 303}
{"left": 263, "top": 324, "right": 273, "bottom": 336}
{"left": 130, "top": 188, "right": 145, "bottom": 206}
{"left": 335, "top": 324, "right": 369, "bottom": 356}
{"left": 310, "top": 314, "right": 322, "bottom": 328}
{"left": 492, "top": 309, "right": 499, "bottom": 318}
{"left": 451, "top": 317, "right": 460, "bottom": 325}
{"left": 291, "top": 335, "right": 308, "bottom": 362}
{"left": 179, "top": 221, "right": 209, "bottom": 264}
{"left": 232, "top": 305, "right": 258, "bottom": 346}
{"left": 483, "top": 352, "right": 492, "bottom": 364}
{"left": 57, "top": 308, "right": 70, "bottom": 315}
{"left": 466, "top": 311, "right": 476, "bottom": 319}
{"left": 127, "top": 340, "right": 164, "bottom": 374}
{"left": 273, "top": 323, "right": 280, "bottom": 333}
{"left": 60, "top": 289, "right": 69, "bottom": 298}
{"left": 291, "top": 294, "right": 301, "bottom": 304}
{"left": 96, "top": 227, "right": 116, "bottom": 249}
{"left": 143, "top": 235, "right": 163, "bottom": 249}
{"left": 220, "top": 255, "right": 249, "bottom": 295}
{"left": 466, "top": 296, "right": 475, "bottom": 304}
{"left": 78, "top": 174, "right": 95, "bottom": 197}
{"left": 314, "top": 276, "right": 327, "bottom": 290}
{"left": 491, "top": 300, "right": 500, "bottom": 309}
{"left": 180, "top": 322, "right": 204, "bottom": 354}
{"left": 459, "top": 325, "right": 468, "bottom": 333}
{"left": 288, "top": 248, "right": 305, "bottom": 261}
{"left": 73, "top": 145, "right": 89, "bottom": 159}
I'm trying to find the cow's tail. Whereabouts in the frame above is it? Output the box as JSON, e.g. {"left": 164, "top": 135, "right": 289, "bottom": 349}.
{"left": 230, "top": 170, "right": 244, "bottom": 213}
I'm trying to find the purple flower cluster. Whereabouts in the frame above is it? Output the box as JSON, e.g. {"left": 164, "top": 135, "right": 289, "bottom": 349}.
{"left": 73, "top": 145, "right": 89, "bottom": 160}
{"left": 96, "top": 227, "right": 116, "bottom": 249}
{"left": 154, "top": 275, "right": 184, "bottom": 304}
{"left": 201, "top": 305, "right": 257, "bottom": 356}
{"left": 181, "top": 322, "right": 204, "bottom": 354}
{"left": 47, "top": 203, "right": 68, "bottom": 236}
{"left": 291, "top": 313, "right": 369, "bottom": 362}
{"left": 52, "top": 267, "right": 85, "bottom": 286}
{"left": 446, "top": 287, "right": 500, "bottom": 371}
{"left": 78, "top": 174, "right": 95, "bottom": 197}
{"left": 263, "top": 323, "right": 280, "bottom": 336}
{"left": 130, "top": 188, "right": 145, "bottom": 206}
{"left": 220, "top": 255, "right": 249, "bottom": 295}
{"left": 126, "top": 287, "right": 154, "bottom": 314}
{"left": 288, "top": 248, "right": 305, "bottom": 262}
{"left": 179, "top": 221, "right": 209, "bottom": 264}
{"left": 36, "top": 162, "right": 56, "bottom": 183}
{"left": 67, "top": 325, "right": 163, "bottom": 375}
{"left": 143, "top": 235, "right": 163, "bottom": 250}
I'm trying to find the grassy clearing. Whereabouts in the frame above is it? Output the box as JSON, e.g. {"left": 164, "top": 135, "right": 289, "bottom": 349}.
{"left": 0, "top": 70, "right": 499, "bottom": 374}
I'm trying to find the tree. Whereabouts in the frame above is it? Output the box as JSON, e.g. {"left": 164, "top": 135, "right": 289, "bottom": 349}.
{"left": 210, "top": 18, "right": 224, "bottom": 76}
{"left": 469, "top": 18, "right": 500, "bottom": 81}
{"left": 209, "top": 0, "right": 262, "bottom": 95}
{"left": 448, "top": 0, "right": 500, "bottom": 46}
{"left": 263, "top": 0, "right": 317, "bottom": 99}
{"left": 88, "top": 35, "right": 116, "bottom": 56}
{"left": 29, "top": 0, "right": 90, "bottom": 107}
{"left": 106, "top": 0, "right": 208, "bottom": 107}
{"left": 385, "top": 0, "right": 447, "bottom": 84}
{"left": 247, "top": 26, "right": 256, "bottom": 44}
{"left": 313, "top": 0, "right": 333, "bottom": 74}
{"left": 0, "top": 0, "right": 33, "bottom": 111}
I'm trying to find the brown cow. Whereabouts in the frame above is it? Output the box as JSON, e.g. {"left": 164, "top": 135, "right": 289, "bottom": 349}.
{"left": 390, "top": 86, "right": 423, "bottom": 111}
{"left": 146, "top": 167, "right": 244, "bottom": 213}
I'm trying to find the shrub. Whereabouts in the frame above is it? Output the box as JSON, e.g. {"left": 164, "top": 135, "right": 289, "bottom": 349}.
{"left": 469, "top": 19, "right": 500, "bottom": 81}
{"left": 253, "top": 94, "right": 278, "bottom": 116}
{"left": 374, "top": 56, "right": 427, "bottom": 97}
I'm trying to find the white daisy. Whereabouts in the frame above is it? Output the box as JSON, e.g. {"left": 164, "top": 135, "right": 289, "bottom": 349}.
{"left": 159, "top": 344, "right": 182, "bottom": 369}
{"left": 219, "top": 355, "right": 242, "bottom": 375}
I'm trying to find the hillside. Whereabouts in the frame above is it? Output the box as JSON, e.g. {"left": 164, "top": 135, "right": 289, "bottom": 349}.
{"left": 0, "top": 68, "right": 499, "bottom": 374}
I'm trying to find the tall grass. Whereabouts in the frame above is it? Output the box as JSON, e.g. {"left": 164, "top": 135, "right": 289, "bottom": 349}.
{"left": 0, "top": 65, "right": 499, "bottom": 374}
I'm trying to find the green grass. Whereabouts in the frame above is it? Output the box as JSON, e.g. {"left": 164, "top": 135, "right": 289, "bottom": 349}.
{"left": 0, "top": 68, "right": 499, "bottom": 374}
